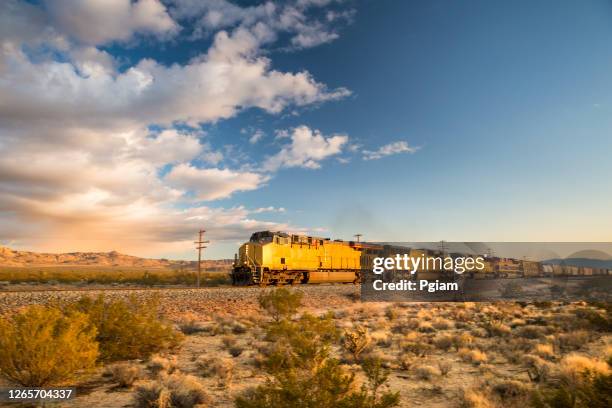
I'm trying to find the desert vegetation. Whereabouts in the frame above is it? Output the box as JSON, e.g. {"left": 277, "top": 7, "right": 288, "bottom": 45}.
{"left": 0, "top": 294, "right": 182, "bottom": 387}
{"left": 0, "top": 266, "right": 230, "bottom": 287}
{"left": 0, "top": 286, "right": 610, "bottom": 407}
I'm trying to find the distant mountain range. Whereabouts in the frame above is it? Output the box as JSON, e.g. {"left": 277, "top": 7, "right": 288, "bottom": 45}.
{"left": 0, "top": 246, "right": 231, "bottom": 269}
{"left": 542, "top": 258, "right": 612, "bottom": 269}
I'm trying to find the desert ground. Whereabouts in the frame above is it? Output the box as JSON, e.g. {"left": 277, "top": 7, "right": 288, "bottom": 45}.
{"left": 0, "top": 285, "right": 610, "bottom": 408}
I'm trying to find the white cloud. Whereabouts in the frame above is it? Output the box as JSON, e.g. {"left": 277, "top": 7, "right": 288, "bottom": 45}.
{"left": 275, "top": 129, "right": 290, "bottom": 139}
{"left": 362, "top": 141, "right": 419, "bottom": 160}
{"left": 264, "top": 125, "right": 348, "bottom": 171}
{"left": 165, "top": 164, "right": 268, "bottom": 201}
{"left": 252, "top": 206, "right": 286, "bottom": 214}
{"left": 129, "top": 129, "right": 203, "bottom": 165}
{"left": 170, "top": 0, "right": 348, "bottom": 49}
{"left": 0, "top": 0, "right": 354, "bottom": 255}
{"left": 0, "top": 27, "right": 349, "bottom": 129}
{"left": 249, "top": 129, "right": 265, "bottom": 144}
{"left": 291, "top": 30, "right": 338, "bottom": 48}
{"left": 44, "top": 0, "right": 179, "bottom": 45}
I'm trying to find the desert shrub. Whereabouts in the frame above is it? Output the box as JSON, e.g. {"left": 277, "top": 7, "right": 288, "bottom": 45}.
{"left": 352, "top": 357, "right": 401, "bottom": 407}
{"left": 147, "top": 355, "right": 177, "bottom": 376}
{"left": 177, "top": 312, "right": 204, "bottom": 335}
{"left": 574, "top": 307, "right": 612, "bottom": 332}
{"left": 400, "top": 340, "right": 433, "bottom": 357}
{"left": 229, "top": 346, "right": 244, "bottom": 357}
{"left": 460, "top": 389, "right": 494, "bottom": 408}
{"left": 557, "top": 330, "right": 590, "bottom": 352}
{"left": 375, "top": 335, "right": 393, "bottom": 349}
{"left": 459, "top": 348, "right": 488, "bottom": 366}
{"left": 69, "top": 295, "right": 183, "bottom": 361}
{"left": 197, "top": 356, "right": 234, "bottom": 387}
{"left": 0, "top": 267, "right": 232, "bottom": 286}
{"left": 524, "top": 355, "right": 554, "bottom": 383}
{"left": 492, "top": 380, "right": 530, "bottom": 400}
{"left": 384, "top": 306, "right": 398, "bottom": 320}
{"left": 415, "top": 365, "right": 438, "bottom": 381}
{"left": 431, "top": 318, "right": 452, "bottom": 330}
{"left": 232, "top": 322, "right": 248, "bottom": 334}
{"left": 452, "top": 332, "right": 474, "bottom": 350}
{"left": 236, "top": 312, "right": 399, "bottom": 408}
{"left": 0, "top": 305, "right": 98, "bottom": 386}
{"left": 222, "top": 335, "right": 238, "bottom": 349}
{"left": 417, "top": 321, "right": 435, "bottom": 333}
{"left": 558, "top": 354, "right": 610, "bottom": 388}
{"left": 258, "top": 288, "right": 303, "bottom": 322}
{"left": 517, "top": 325, "right": 546, "bottom": 339}
{"left": 534, "top": 343, "right": 555, "bottom": 359}
{"left": 434, "top": 334, "right": 453, "bottom": 351}
{"left": 532, "top": 358, "right": 612, "bottom": 408}
{"left": 208, "top": 316, "right": 235, "bottom": 336}
{"left": 398, "top": 355, "right": 414, "bottom": 371}
{"left": 510, "top": 318, "right": 526, "bottom": 327}
{"left": 482, "top": 319, "right": 511, "bottom": 337}
{"left": 438, "top": 361, "right": 452, "bottom": 376}
{"left": 391, "top": 318, "right": 420, "bottom": 334}
{"left": 343, "top": 326, "right": 372, "bottom": 360}
{"left": 134, "top": 373, "right": 210, "bottom": 408}
{"left": 110, "top": 362, "right": 141, "bottom": 387}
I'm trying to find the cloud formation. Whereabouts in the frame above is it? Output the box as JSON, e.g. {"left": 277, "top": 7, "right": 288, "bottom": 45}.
{"left": 170, "top": 0, "right": 352, "bottom": 49}
{"left": 264, "top": 126, "right": 348, "bottom": 171}
{"left": 0, "top": 27, "right": 349, "bottom": 128}
{"left": 362, "top": 141, "right": 419, "bottom": 160}
{"left": 0, "top": 0, "right": 352, "bottom": 255}
{"left": 165, "top": 164, "right": 268, "bottom": 201}
{"left": 45, "top": 0, "right": 179, "bottom": 45}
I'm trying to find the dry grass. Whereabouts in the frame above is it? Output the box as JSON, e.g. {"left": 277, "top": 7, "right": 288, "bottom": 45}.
{"left": 343, "top": 325, "right": 371, "bottom": 360}
{"left": 109, "top": 362, "right": 141, "bottom": 388}
{"left": 559, "top": 353, "right": 610, "bottom": 387}
{"left": 147, "top": 355, "right": 177, "bottom": 376}
{"left": 196, "top": 356, "right": 234, "bottom": 387}
{"left": 459, "top": 348, "right": 488, "bottom": 365}
{"left": 533, "top": 343, "right": 555, "bottom": 359}
{"left": 415, "top": 365, "right": 439, "bottom": 380}
{"left": 134, "top": 372, "right": 210, "bottom": 408}
{"left": 0, "top": 266, "right": 230, "bottom": 286}
{"left": 460, "top": 389, "right": 495, "bottom": 408}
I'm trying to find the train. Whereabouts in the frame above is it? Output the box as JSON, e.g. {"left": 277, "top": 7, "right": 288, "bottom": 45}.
{"left": 231, "top": 231, "right": 612, "bottom": 286}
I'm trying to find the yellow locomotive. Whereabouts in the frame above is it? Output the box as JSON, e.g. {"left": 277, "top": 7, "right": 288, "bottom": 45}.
{"left": 232, "top": 231, "right": 362, "bottom": 285}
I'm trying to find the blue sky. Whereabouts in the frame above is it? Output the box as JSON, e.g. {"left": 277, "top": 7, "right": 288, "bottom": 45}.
{"left": 1, "top": 0, "right": 611, "bottom": 259}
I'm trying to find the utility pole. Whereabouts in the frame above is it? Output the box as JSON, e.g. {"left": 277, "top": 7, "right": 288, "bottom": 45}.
{"left": 354, "top": 234, "right": 362, "bottom": 243}
{"left": 439, "top": 240, "right": 448, "bottom": 257}
{"left": 194, "top": 229, "right": 209, "bottom": 288}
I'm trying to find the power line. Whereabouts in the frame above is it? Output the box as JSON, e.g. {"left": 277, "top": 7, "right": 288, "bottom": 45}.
{"left": 194, "top": 229, "right": 209, "bottom": 288}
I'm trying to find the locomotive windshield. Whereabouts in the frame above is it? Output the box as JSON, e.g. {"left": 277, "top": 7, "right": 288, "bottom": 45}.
{"left": 249, "top": 231, "right": 289, "bottom": 243}
{"left": 249, "top": 231, "right": 273, "bottom": 243}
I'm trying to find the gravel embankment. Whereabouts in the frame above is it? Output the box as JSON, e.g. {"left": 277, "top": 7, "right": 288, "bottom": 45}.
{"left": 0, "top": 285, "right": 359, "bottom": 319}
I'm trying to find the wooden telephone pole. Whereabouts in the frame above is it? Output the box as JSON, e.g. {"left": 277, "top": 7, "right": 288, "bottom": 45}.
{"left": 195, "top": 229, "right": 209, "bottom": 288}
{"left": 354, "top": 234, "right": 362, "bottom": 243}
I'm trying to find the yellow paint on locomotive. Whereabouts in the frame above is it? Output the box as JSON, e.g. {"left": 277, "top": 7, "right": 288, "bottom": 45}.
{"left": 234, "top": 231, "right": 362, "bottom": 285}
{"left": 237, "top": 238, "right": 361, "bottom": 271}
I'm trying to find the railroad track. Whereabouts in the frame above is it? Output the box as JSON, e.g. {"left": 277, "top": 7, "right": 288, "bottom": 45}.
{"left": 0, "top": 282, "right": 352, "bottom": 293}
